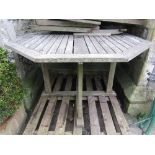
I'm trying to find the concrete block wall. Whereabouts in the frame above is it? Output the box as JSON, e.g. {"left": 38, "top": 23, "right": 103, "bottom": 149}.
{"left": 116, "top": 19, "right": 155, "bottom": 116}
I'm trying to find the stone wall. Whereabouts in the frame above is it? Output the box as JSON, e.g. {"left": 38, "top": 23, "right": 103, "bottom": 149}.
{"left": 116, "top": 20, "right": 155, "bottom": 116}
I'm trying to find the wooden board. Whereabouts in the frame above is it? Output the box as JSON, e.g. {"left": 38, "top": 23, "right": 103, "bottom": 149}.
{"left": 65, "top": 19, "right": 101, "bottom": 25}
{"left": 35, "top": 19, "right": 98, "bottom": 28}
{"left": 31, "top": 25, "right": 92, "bottom": 33}
{"left": 86, "top": 76, "right": 100, "bottom": 135}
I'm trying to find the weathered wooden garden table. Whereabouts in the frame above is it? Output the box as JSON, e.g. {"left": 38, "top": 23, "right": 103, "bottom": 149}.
{"left": 5, "top": 32, "right": 151, "bottom": 128}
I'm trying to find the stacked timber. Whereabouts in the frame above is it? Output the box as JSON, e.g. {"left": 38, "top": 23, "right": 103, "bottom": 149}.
{"left": 31, "top": 19, "right": 127, "bottom": 35}
{"left": 31, "top": 19, "right": 101, "bottom": 33}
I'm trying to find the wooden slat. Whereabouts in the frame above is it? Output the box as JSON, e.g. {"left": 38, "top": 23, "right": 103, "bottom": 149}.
{"left": 113, "top": 35, "right": 133, "bottom": 47}
{"left": 99, "top": 96, "right": 117, "bottom": 135}
{"left": 37, "top": 97, "right": 57, "bottom": 134}
{"left": 105, "top": 36, "right": 125, "bottom": 52}
{"left": 55, "top": 76, "right": 72, "bottom": 134}
{"left": 24, "top": 35, "right": 43, "bottom": 48}
{"left": 23, "top": 95, "right": 47, "bottom": 135}
{"left": 43, "top": 90, "right": 116, "bottom": 97}
{"left": 35, "top": 19, "right": 97, "bottom": 28}
{"left": 65, "top": 19, "right": 101, "bottom": 25}
{"left": 84, "top": 36, "right": 98, "bottom": 54}
{"left": 94, "top": 36, "right": 115, "bottom": 54}
{"left": 86, "top": 76, "right": 100, "bottom": 135}
{"left": 56, "top": 35, "right": 69, "bottom": 54}
{"left": 65, "top": 35, "right": 73, "bottom": 54}
{"left": 74, "top": 36, "right": 89, "bottom": 54}
{"left": 106, "top": 62, "right": 117, "bottom": 93}
{"left": 42, "top": 35, "right": 59, "bottom": 53}
{"left": 37, "top": 75, "right": 57, "bottom": 134}
{"left": 48, "top": 35, "right": 64, "bottom": 54}
{"left": 110, "top": 36, "right": 130, "bottom": 49}
{"left": 29, "top": 35, "right": 49, "bottom": 49}
{"left": 89, "top": 36, "right": 107, "bottom": 54}
{"left": 35, "top": 35, "right": 54, "bottom": 52}
{"left": 100, "top": 36, "right": 122, "bottom": 54}
{"left": 109, "top": 96, "right": 129, "bottom": 134}
{"left": 94, "top": 76, "right": 103, "bottom": 90}
{"left": 32, "top": 25, "right": 92, "bottom": 33}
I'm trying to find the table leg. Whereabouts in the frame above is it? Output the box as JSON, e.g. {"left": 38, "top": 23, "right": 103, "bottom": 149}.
{"left": 76, "top": 63, "right": 84, "bottom": 127}
{"left": 41, "top": 63, "right": 52, "bottom": 94}
{"left": 106, "top": 62, "right": 117, "bottom": 93}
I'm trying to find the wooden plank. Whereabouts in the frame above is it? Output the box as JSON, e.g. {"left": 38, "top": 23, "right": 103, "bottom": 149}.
{"left": 33, "top": 54, "right": 127, "bottom": 63}
{"left": 74, "top": 29, "right": 126, "bottom": 36}
{"left": 35, "top": 19, "right": 97, "bottom": 28}
{"left": 74, "top": 36, "right": 89, "bottom": 54}
{"left": 24, "top": 35, "right": 43, "bottom": 48}
{"left": 41, "top": 63, "right": 52, "bottom": 94}
{"left": 86, "top": 76, "right": 100, "bottom": 135}
{"left": 48, "top": 35, "right": 64, "bottom": 54}
{"left": 100, "top": 36, "right": 122, "bottom": 53}
{"left": 104, "top": 36, "right": 125, "bottom": 52}
{"left": 114, "top": 35, "right": 135, "bottom": 47}
{"left": 56, "top": 35, "right": 69, "bottom": 54}
{"left": 109, "top": 96, "right": 129, "bottom": 135}
{"left": 65, "top": 19, "right": 101, "bottom": 25}
{"left": 76, "top": 63, "right": 84, "bottom": 127}
{"left": 94, "top": 36, "right": 115, "bottom": 54}
{"left": 65, "top": 35, "right": 73, "bottom": 54}
{"left": 55, "top": 76, "right": 72, "bottom": 134}
{"left": 23, "top": 95, "right": 47, "bottom": 135}
{"left": 42, "top": 35, "right": 59, "bottom": 53}
{"left": 89, "top": 36, "right": 107, "bottom": 54}
{"left": 106, "top": 62, "right": 117, "bottom": 93}
{"left": 110, "top": 36, "right": 130, "bottom": 49}
{"left": 43, "top": 90, "right": 116, "bottom": 97}
{"left": 99, "top": 19, "right": 146, "bottom": 25}
{"left": 84, "top": 36, "right": 98, "bottom": 54}
{"left": 37, "top": 97, "right": 57, "bottom": 135}
{"left": 31, "top": 25, "right": 92, "bottom": 33}
{"left": 29, "top": 35, "right": 49, "bottom": 49}
{"left": 35, "top": 35, "right": 54, "bottom": 52}
{"left": 99, "top": 96, "right": 117, "bottom": 135}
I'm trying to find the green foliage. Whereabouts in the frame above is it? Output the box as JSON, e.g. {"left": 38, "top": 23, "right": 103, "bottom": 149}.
{"left": 0, "top": 48, "right": 24, "bottom": 124}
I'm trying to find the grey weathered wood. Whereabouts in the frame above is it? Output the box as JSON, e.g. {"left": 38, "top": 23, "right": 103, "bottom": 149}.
{"left": 114, "top": 35, "right": 134, "bottom": 47}
{"left": 35, "top": 35, "right": 54, "bottom": 52}
{"left": 109, "top": 96, "right": 129, "bottom": 134}
{"left": 48, "top": 35, "right": 64, "bottom": 54}
{"left": 42, "top": 35, "right": 59, "bottom": 53}
{"left": 35, "top": 19, "right": 97, "bottom": 28}
{"left": 76, "top": 63, "right": 84, "bottom": 127}
{"left": 56, "top": 35, "right": 69, "bottom": 54}
{"left": 99, "top": 96, "right": 117, "bottom": 135}
{"left": 84, "top": 36, "right": 98, "bottom": 54}
{"left": 89, "top": 36, "right": 107, "bottom": 54}
{"left": 65, "top": 35, "right": 73, "bottom": 54}
{"left": 94, "top": 36, "right": 114, "bottom": 54}
{"left": 23, "top": 95, "right": 47, "bottom": 135}
{"left": 5, "top": 33, "right": 151, "bottom": 63}
{"left": 106, "top": 62, "right": 117, "bottom": 93}
{"left": 86, "top": 76, "right": 100, "bottom": 135}
{"left": 31, "top": 25, "right": 92, "bottom": 33}
{"left": 37, "top": 97, "right": 57, "bottom": 135}
{"left": 74, "top": 36, "right": 89, "bottom": 54}
{"left": 110, "top": 36, "right": 130, "bottom": 49}
{"left": 41, "top": 63, "right": 52, "bottom": 94}
{"left": 55, "top": 76, "right": 72, "bottom": 134}
{"left": 43, "top": 90, "right": 116, "bottom": 97}
{"left": 99, "top": 19, "right": 146, "bottom": 25}
{"left": 65, "top": 19, "right": 101, "bottom": 25}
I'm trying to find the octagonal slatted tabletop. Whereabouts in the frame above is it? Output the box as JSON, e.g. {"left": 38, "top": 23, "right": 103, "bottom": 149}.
{"left": 4, "top": 32, "right": 151, "bottom": 63}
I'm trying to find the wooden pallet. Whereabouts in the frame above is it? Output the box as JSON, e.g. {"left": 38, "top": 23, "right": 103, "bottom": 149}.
{"left": 23, "top": 74, "right": 129, "bottom": 135}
